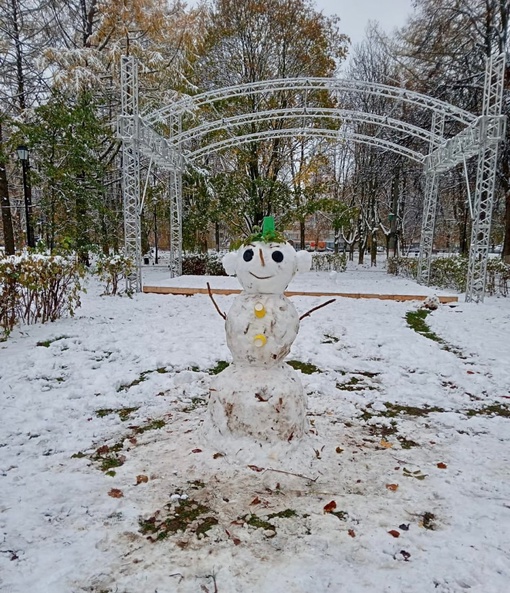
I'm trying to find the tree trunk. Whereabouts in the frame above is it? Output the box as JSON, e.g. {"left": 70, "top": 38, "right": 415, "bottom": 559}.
{"left": 502, "top": 156, "right": 510, "bottom": 263}
{"left": 0, "top": 122, "right": 16, "bottom": 255}
{"left": 503, "top": 189, "right": 510, "bottom": 264}
{"left": 300, "top": 220, "right": 305, "bottom": 250}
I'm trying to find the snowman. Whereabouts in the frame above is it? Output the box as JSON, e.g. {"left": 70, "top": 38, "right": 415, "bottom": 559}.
{"left": 207, "top": 217, "right": 315, "bottom": 443}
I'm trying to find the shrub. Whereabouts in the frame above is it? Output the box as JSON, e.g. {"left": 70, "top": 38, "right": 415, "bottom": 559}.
{"left": 95, "top": 254, "right": 135, "bottom": 296}
{"left": 388, "top": 254, "right": 510, "bottom": 296}
{"left": 182, "top": 252, "right": 227, "bottom": 276}
{"left": 0, "top": 252, "right": 85, "bottom": 339}
{"left": 310, "top": 252, "right": 347, "bottom": 272}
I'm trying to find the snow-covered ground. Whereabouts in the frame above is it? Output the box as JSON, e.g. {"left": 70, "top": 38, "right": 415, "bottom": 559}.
{"left": 1, "top": 264, "right": 509, "bottom": 593}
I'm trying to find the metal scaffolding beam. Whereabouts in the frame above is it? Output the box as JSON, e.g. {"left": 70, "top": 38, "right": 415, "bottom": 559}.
{"left": 466, "top": 53, "right": 507, "bottom": 302}
{"left": 119, "top": 55, "right": 142, "bottom": 293}
{"left": 417, "top": 112, "right": 445, "bottom": 285}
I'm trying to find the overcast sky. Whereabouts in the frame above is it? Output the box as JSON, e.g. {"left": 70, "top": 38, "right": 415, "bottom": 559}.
{"left": 316, "top": 0, "right": 414, "bottom": 47}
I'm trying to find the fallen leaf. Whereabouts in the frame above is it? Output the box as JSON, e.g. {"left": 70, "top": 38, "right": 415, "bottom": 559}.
{"left": 379, "top": 439, "right": 393, "bottom": 449}
{"left": 213, "top": 452, "right": 224, "bottom": 459}
{"left": 467, "top": 370, "right": 475, "bottom": 375}
{"left": 96, "top": 445, "right": 109, "bottom": 455}
{"left": 388, "top": 529, "right": 400, "bottom": 538}
{"left": 335, "top": 447, "right": 344, "bottom": 454}
{"left": 386, "top": 483, "right": 399, "bottom": 491}
{"left": 136, "top": 474, "right": 148, "bottom": 485}
{"left": 247, "top": 465, "right": 265, "bottom": 472}
{"left": 399, "top": 523, "right": 410, "bottom": 531}
{"left": 191, "top": 448, "right": 202, "bottom": 454}
{"left": 225, "top": 530, "right": 241, "bottom": 545}
{"left": 250, "top": 496, "right": 261, "bottom": 506}
{"left": 348, "top": 529, "right": 356, "bottom": 538}
{"left": 324, "top": 500, "right": 337, "bottom": 513}
{"left": 399, "top": 550, "right": 411, "bottom": 561}
{"left": 108, "top": 488, "right": 123, "bottom": 498}
{"left": 437, "top": 462, "right": 447, "bottom": 469}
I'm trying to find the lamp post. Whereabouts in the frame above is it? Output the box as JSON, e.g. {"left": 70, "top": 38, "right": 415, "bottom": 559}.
{"left": 16, "top": 145, "right": 35, "bottom": 248}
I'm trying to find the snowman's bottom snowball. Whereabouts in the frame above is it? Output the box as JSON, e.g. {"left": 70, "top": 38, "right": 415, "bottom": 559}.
{"left": 207, "top": 363, "right": 307, "bottom": 443}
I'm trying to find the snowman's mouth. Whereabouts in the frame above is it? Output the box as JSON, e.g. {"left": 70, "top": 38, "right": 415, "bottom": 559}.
{"left": 250, "top": 272, "right": 273, "bottom": 280}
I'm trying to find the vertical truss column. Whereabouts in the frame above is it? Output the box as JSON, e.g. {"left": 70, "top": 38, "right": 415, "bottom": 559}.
{"left": 417, "top": 112, "right": 444, "bottom": 284}
{"left": 169, "top": 168, "right": 183, "bottom": 276}
{"left": 169, "top": 114, "right": 183, "bottom": 277}
{"left": 120, "top": 55, "right": 142, "bottom": 292}
{"left": 466, "top": 53, "right": 506, "bottom": 303}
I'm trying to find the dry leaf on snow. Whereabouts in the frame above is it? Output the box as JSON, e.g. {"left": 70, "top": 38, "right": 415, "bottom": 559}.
{"left": 108, "top": 488, "right": 123, "bottom": 498}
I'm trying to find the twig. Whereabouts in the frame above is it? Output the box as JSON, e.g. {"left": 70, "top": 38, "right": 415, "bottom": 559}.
{"left": 265, "top": 467, "right": 319, "bottom": 482}
{"left": 206, "top": 282, "right": 226, "bottom": 320}
{"left": 299, "top": 298, "right": 336, "bottom": 321}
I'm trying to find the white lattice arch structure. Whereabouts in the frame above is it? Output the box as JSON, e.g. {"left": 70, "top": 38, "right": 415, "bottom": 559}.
{"left": 118, "top": 55, "right": 506, "bottom": 302}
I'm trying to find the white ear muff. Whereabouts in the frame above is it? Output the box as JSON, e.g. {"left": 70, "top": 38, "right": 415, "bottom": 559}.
{"left": 222, "top": 252, "right": 238, "bottom": 276}
{"left": 296, "top": 250, "right": 312, "bottom": 273}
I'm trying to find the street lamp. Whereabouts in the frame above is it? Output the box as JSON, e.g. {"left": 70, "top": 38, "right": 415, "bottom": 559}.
{"left": 16, "top": 144, "right": 35, "bottom": 248}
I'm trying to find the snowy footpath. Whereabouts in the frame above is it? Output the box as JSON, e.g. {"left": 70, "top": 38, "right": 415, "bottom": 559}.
{"left": 1, "top": 265, "right": 510, "bottom": 593}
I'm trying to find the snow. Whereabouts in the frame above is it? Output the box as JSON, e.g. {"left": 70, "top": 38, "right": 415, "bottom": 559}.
{"left": 1, "top": 263, "right": 510, "bottom": 593}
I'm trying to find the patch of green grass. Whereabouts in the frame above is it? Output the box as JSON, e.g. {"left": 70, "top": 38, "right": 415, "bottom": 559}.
{"left": 81, "top": 415, "right": 167, "bottom": 473}
{"left": 287, "top": 360, "right": 322, "bottom": 374}
{"left": 132, "top": 419, "right": 166, "bottom": 434}
{"left": 95, "top": 407, "right": 139, "bottom": 421}
{"left": 465, "top": 403, "right": 510, "bottom": 418}
{"left": 381, "top": 402, "right": 445, "bottom": 417}
{"left": 36, "top": 335, "right": 69, "bottom": 347}
{"left": 406, "top": 309, "right": 442, "bottom": 342}
{"left": 242, "top": 509, "right": 298, "bottom": 534}
{"left": 403, "top": 467, "right": 427, "bottom": 480}
{"left": 406, "top": 309, "right": 467, "bottom": 358}
{"left": 188, "top": 480, "right": 206, "bottom": 490}
{"left": 337, "top": 376, "right": 377, "bottom": 392}
{"left": 397, "top": 436, "right": 420, "bottom": 449}
{"left": 365, "top": 419, "right": 399, "bottom": 439}
{"left": 182, "top": 397, "right": 207, "bottom": 413}
{"left": 195, "top": 516, "right": 219, "bottom": 536}
{"left": 267, "top": 509, "right": 297, "bottom": 519}
{"left": 244, "top": 514, "right": 276, "bottom": 532}
{"left": 331, "top": 510, "right": 348, "bottom": 521}
{"left": 139, "top": 499, "right": 216, "bottom": 541}
{"left": 117, "top": 367, "right": 171, "bottom": 391}
{"left": 208, "top": 360, "right": 230, "bottom": 375}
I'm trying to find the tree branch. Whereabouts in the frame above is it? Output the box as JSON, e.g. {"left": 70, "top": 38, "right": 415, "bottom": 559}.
{"left": 206, "top": 282, "right": 226, "bottom": 319}
{"left": 299, "top": 298, "right": 335, "bottom": 321}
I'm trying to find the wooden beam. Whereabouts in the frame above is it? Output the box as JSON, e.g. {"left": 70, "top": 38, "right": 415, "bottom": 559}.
{"left": 142, "top": 285, "right": 458, "bottom": 303}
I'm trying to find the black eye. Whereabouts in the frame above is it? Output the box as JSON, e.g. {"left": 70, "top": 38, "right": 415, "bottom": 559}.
{"left": 243, "top": 248, "right": 254, "bottom": 262}
{"left": 272, "top": 250, "right": 284, "bottom": 263}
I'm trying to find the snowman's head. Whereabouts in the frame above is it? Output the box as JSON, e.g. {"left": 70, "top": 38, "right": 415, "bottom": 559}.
{"left": 222, "top": 220, "right": 312, "bottom": 294}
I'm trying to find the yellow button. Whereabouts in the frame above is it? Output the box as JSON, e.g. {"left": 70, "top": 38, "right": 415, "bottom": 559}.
{"left": 254, "top": 334, "right": 267, "bottom": 347}
{"left": 254, "top": 302, "right": 266, "bottom": 318}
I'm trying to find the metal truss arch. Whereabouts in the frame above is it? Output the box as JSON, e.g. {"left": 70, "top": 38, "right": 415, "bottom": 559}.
{"left": 119, "top": 54, "right": 506, "bottom": 302}
{"left": 186, "top": 127, "right": 424, "bottom": 164}
{"left": 171, "top": 108, "right": 437, "bottom": 157}
{"left": 145, "top": 77, "right": 476, "bottom": 127}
